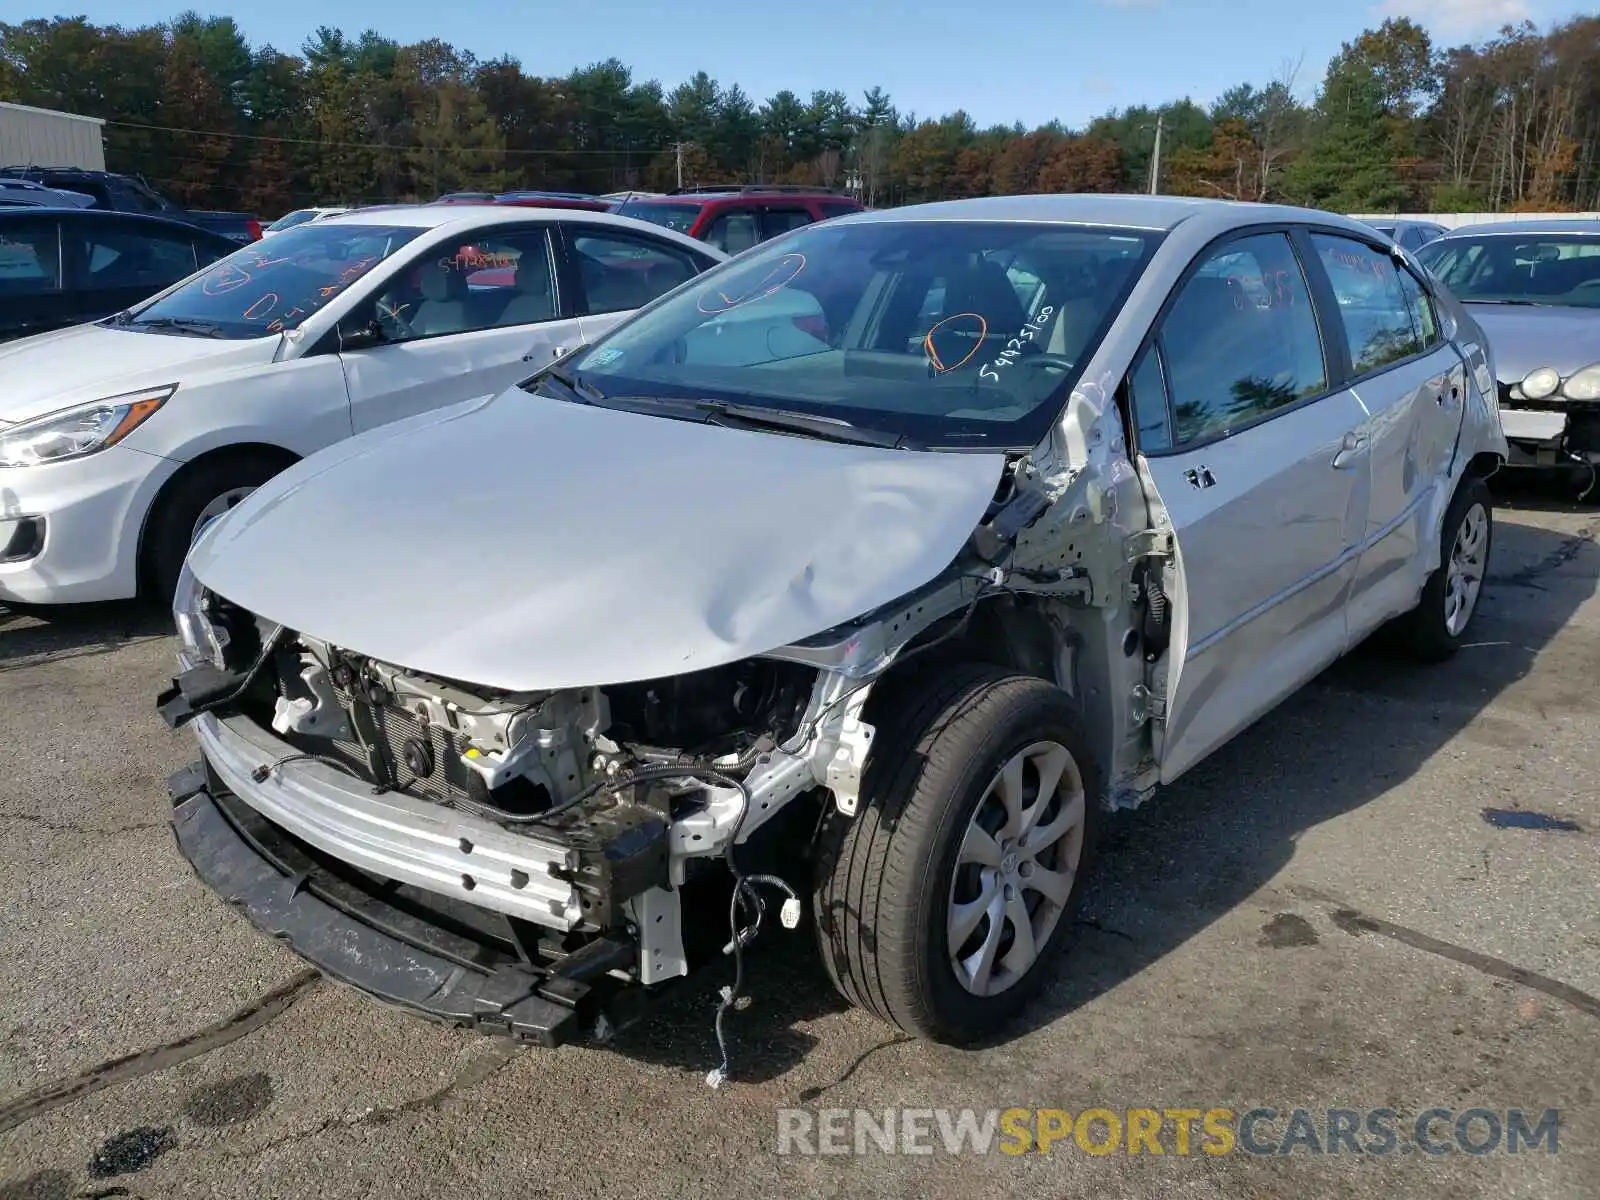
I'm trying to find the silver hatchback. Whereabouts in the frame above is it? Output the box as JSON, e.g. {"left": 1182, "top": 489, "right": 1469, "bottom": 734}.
{"left": 159, "top": 195, "right": 1507, "bottom": 1066}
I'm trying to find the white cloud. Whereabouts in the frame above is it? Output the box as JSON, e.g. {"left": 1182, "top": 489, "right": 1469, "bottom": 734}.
{"left": 1372, "top": 0, "right": 1531, "bottom": 38}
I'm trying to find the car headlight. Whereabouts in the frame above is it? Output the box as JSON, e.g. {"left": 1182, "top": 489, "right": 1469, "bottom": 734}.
{"left": 0, "top": 385, "right": 176, "bottom": 468}
{"left": 1561, "top": 363, "right": 1600, "bottom": 402}
{"left": 1520, "top": 367, "right": 1561, "bottom": 400}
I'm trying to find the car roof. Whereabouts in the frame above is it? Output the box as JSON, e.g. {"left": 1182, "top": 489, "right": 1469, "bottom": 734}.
{"left": 1436, "top": 218, "right": 1600, "bottom": 239}
{"left": 0, "top": 205, "right": 233, "bottom": 236}
{"left": 835, "top": 192, "right": 1377, "bottom": 234}
{"left": 315, "top": 203, "right": 722, "bottom": 256}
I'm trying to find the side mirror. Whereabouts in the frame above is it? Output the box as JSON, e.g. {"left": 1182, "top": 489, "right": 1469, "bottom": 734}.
{"left": 337, "top": 318, "right": 386, "bottom": 352}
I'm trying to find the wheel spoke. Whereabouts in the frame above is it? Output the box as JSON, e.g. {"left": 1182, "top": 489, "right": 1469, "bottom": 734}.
{"left": 963, "top": 893, "right": 1007, "bottom": 992}
{"left": 1000, "top": 891, "right": 1036, "bottom": 976}
{"left": 1023, "top": 791, "right": 1085, "bottom": 855}
{"left": 1020, "top": 745, "right": 1073, "bottom": 835}
{"left": 1026, "top": 863, "right": 1075, "bottom": 906}
{"left": 949, "top": 875, "right": 999, "bottom": 948}
{"left": 960, "top": 823, "right": 1003, "bottom": 869}
{"left": 993, "top": 755, "right": 1026, "bottom": 839}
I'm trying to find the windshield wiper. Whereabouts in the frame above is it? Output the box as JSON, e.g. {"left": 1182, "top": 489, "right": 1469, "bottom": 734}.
{"left": 532, "top": 365, "right": 606, "bottom": 404}
{"left": 692, "top": 400, "right": 918, "bottom": 449}
{"left": 126, "top": 316, "right": 229, "bottom": 337}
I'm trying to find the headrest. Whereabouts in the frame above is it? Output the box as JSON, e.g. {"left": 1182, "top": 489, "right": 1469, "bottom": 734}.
{"left": 421, "top": 268, "right": 467, "bottom": 302}
{"left": 515, "top": 259, "right": 551, "bottom": 295}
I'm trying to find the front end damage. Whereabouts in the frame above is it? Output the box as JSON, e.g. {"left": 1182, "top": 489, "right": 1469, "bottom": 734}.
{"left": 157, "top": 406, "right": 1159, "bottom": 1054}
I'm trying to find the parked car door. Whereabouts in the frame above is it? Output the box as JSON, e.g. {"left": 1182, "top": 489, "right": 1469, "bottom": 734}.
{"left": 1304, "top": 231, "right": 1467, "bottom": 638}
{"left": 337, "top": 225, "right": 583, "bottom": 434}
{"left": 0, "top": 214, "right": 75, "bottom": 340}
{"left": 1127, "top": 229, "right": 1372, "bottom": 784}
{"left": 566, "top": 225, "right": 718, "bottom": 344}
{"left": 65, "top": 214, "right": 234, "bottom": 322}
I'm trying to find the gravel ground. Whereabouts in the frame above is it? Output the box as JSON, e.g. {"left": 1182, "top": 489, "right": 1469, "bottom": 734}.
{"left": 0, "top": 482, "right": 1595, "bottom": 1200}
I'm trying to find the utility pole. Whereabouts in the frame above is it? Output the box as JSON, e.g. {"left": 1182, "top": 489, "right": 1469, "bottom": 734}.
{"left": 674, "top": 141, "right": 684, "bottom": 190}
{"left": 1148, "top": 112, "right": 1165, "bottom": 196}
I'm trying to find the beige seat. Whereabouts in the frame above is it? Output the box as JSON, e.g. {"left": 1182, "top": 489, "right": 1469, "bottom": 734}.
{"left": 497, "top": 257, "right": 557, "bottom": 326}
{"left": 411, "top": 268, "right": 470, "bottom": 336}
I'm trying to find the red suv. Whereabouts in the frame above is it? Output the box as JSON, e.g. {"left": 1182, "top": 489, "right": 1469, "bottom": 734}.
{"left": 612, "top": 186, "right": 864, "bottom": 254}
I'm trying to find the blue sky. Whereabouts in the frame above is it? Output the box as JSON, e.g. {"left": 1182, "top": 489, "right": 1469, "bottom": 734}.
{"left": 0, "top": 0, "right": 1588, "bottom": 127}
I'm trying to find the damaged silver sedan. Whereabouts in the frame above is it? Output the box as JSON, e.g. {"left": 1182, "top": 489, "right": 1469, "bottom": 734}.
{"left": 158, "top": 195, "right": 1508, "bottom": 1072}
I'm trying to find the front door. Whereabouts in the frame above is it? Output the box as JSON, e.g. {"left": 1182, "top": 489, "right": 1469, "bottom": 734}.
{"left": 1129, "top": 230, "right": 1371, "bottom": 783}
{"left": 1306, "top": 231, "right": 1468, "bottom": 637}
{"left": 339, "top": 226, "right": 581, "bottom": 434}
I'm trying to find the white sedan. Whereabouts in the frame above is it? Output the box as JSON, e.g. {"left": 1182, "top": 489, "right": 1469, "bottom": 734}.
{"left": 0, "top": 205, "right": 724, "bottom": 606}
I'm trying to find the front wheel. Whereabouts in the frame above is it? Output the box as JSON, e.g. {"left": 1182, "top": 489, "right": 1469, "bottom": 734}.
{"left": 141, "top": 455, "right": 288, "bottom": 605}
{"left": 1397, "top": 474, "right": 1494, "bottom": 662}
{"left": 812, "top": 664, "right": 1100, "bottom": 1044}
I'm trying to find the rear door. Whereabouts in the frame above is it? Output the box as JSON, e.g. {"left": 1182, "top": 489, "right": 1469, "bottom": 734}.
{"left": 66, "top": 214, "right": 204, "bottom": 320}
{"left": 338, "top": 224, "right": 581, "bottom": 434}
{"left": 0, "top": 214, "right": 75, "bottom": 339}
{"left": 1304, "top": 230, "right": 1466, "bottom": 637}
{"left": 563, "top": 224, "right": 719, "bottom": 345}
{"left": 1129, "top": 229, "right": 1371, "bottom": 783}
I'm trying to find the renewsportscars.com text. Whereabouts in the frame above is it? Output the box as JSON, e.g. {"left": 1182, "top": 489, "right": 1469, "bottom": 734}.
{"left": 775, "top": 1106, "right": 1559, "bottom": 1157}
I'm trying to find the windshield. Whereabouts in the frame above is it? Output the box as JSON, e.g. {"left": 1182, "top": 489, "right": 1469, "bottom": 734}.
{"left": 1416, "top": 234, "right": 1600, "bottom": 308}
{"left": 616, "top": 200, "right": 701, "bottom": 234}
{"left": 563, "top": 219, "right": 1159, "bottom": 448}
{"left": 119, "top": 222, "right": 423, "bottom": 338}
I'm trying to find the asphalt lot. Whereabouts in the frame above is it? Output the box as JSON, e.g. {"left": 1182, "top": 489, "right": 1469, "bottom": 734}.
{"left": 0, "top": 481, "right": 1596, "bottom": 1199}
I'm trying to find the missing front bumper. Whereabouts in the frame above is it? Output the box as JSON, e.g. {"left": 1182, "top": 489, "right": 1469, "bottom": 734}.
{"left": 168, "top": 762, "right": 651, "bottom": 1046}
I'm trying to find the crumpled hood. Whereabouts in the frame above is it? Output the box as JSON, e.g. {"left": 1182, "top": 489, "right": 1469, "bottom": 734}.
{"left": 189, "top": 390, "right": 1007, "bottom": 691}
{"left": 1468, "top": 304, "right": 1600, "bottom": 383}
{"left": 0, "top": 324, "right": 276, "bottom": 425}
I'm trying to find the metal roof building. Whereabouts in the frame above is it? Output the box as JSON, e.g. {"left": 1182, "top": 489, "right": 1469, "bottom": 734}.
{"left": 0, "top": 101, "right": 107, "bottom": 171}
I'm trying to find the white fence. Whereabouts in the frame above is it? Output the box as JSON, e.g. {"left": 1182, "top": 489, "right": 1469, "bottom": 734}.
{"left": 1351, "top": 211, "right": 1600, "bottom": 229}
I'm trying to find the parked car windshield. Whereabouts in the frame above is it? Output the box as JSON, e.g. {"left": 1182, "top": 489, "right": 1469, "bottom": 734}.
{"left": 118, "top": 222, "right": 423, "bottom": 338}
{"left": 614, "top": 200, "right": 700, "bottom": 234}
{"left": 564, "top": 219, "right": 1159, "bottom": 448}
{"left": 1416, "top": 233, "right": 1600, "bottom": 309}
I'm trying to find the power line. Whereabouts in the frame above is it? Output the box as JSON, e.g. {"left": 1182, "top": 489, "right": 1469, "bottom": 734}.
{"left": 104, "top": 117, "right": 671, "bottom": 156}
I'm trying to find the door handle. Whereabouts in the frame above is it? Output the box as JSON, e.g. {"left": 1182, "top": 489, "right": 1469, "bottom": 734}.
{"left": 1183, "top": 465, "right": 1215, "bottom": 489}
{"left": 1331, "top": 431, "right": 1369, "bottom": 469}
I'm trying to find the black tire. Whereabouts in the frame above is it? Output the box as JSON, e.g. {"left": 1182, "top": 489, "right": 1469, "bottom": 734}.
{"left": 1398, "top": 474, "right": 1494, "bottom": 662}
{"left": 812, "top": 663, "right": 1101, "bottom": 1044}
{"left": 140, "top": 454, "right": 288, "bottom": 605}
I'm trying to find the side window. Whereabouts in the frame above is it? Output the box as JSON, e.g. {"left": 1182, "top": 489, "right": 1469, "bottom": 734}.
{"left": 1396, "top": 266, "right": 1439, "bottom": 348}
{"left": 1158, "top": 232, "right": 1328, "bottom": 446}
{"left": 819, "top": 201, "right": 862, "bottom": 219}
{"left": 1128, "top": 345, "right": 1173, "bottom": 453}
{"left": 0, "top": 218, "right": 63, "bottom": 294}
{"left": 80, "top": 225, "right": 198, "bottom": 290}
{"left": 761, "top": 207, "right": 813, "bottom": 240}
{"left": 706, "top": 210, "right": 760, "bottom": 255}
{"left": 193, "top": 238, "right": 230, "bottom": 270}
{"left": 1310, "top": 233, "right": 1423, "bottom": 375}
{"left": 368, "top": 229, "right": 557, "bottom": 341}
{"left": 569, "top": 230, "right": 702, "bottom": 315}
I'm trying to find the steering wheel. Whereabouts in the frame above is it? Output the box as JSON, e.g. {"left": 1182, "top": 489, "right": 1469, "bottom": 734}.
{"left": 375, "top": 297, "right": 416, "bottom": 341}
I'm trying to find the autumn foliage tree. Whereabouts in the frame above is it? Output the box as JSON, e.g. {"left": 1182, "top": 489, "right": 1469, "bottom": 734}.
{"left": 2, "top": 11, "right": 1598, "bottom": 215}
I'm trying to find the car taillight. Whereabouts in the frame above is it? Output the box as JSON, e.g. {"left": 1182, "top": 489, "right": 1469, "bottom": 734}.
{"left": 246, "top": 219, "right": 263, "bottom": 241}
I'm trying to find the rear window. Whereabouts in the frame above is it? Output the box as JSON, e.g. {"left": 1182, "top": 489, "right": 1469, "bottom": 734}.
{"left": 615, "top": 201, "right": 701, "bottom": 234}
